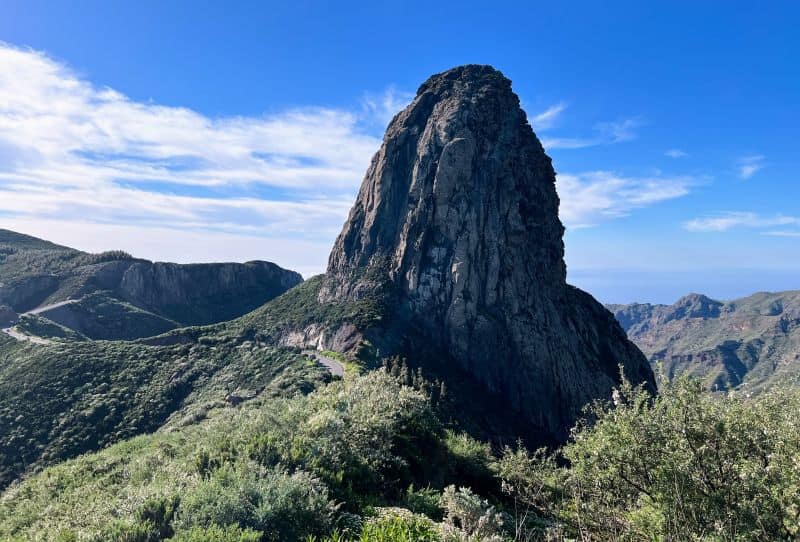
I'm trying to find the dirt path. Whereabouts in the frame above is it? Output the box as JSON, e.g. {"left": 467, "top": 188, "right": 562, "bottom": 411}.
{"left": 1, "top": 326, "right": 51, "bottom": 345}
{"left": 0, "top": 299, "right": 78, "bottom": 345}
{"left": 26, "top": 299, "right": 78, "bottom": 315}
{"left": 302, "top": 349, "right": 345, "bottom": 377}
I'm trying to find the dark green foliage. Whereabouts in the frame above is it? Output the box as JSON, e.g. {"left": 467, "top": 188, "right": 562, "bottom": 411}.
{"left": 84, "top": 250, "right": 134, "bottom": 263}
{"left": 403, "top": 485, "right": 443, "bottom": 521}
{"left": 137, "top": 496, "right": 180, "bottom": 540}
{"left": 310, "top": 514, "right": 442, "bottom": 542}
{"left": 168, "top": 525, "right": 262, "bottom": 541}
{"left": 441, "top": 431, "right": 497, "bottom": 496}
{"left": 98, "top": 501, "right": 180, "bottom": 542}
{"left": 0, "top": 335, "right": 326, "bottom": 489}
{"left": 99, "top": 520, "right": 159, "bottom": 542}
{"left": 236, "top": 276, "right": 387, "bottom": 342}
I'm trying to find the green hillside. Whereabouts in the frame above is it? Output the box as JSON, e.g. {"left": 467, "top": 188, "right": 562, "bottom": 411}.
{"left": 3, "top": 364, "right": 800, "bottom": 541}
{"left": 0, "top": 229, "right": 302, "bottom": 340}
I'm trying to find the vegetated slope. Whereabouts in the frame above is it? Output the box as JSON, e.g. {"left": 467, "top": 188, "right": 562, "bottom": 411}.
{"left": 3, "top": 361, "right": 799, "bottom": 542}
{"left": 608, "top": 291, "right": 800, "bottom": 390}
{"left": 0, "top": 228, "right": 302, "bottom": 339}
{"left": 0, "top": 370, "right": 495, "bottom": 541}
{"left": 0, "top": 315, "right": 328, "bottom": 489}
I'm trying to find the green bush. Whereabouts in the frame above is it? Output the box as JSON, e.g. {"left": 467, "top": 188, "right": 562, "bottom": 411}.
{"left": 310, "top": 511, "right": 441, "bottom": 542}
{"left": 246, "top": 370, "right": 441, "bottom": 505}
{"left": 136, "top": 496, "right": 180, "bottom": 540}
{"left": 498, "top": 375, "right": 800, "bottom": 541}
{"left": 360, "top": 514, "right": 441, "bottom": 542}
{"left": 96, "top": 519, "right": 160, "bottom": 542}
{"left": 168, "top": 524, "right": 262, "bottom": 541}
{"left": 441, "top": 431, "right": 496, "bottom": 495}
{"left": 440, "top": 486, "right": 506, "bottom": 541}
{"left": 175, "top": 464, "right": 333, "bottom": 541}
{"left": 404, "top": 485, "right": 443, "bottom": 521}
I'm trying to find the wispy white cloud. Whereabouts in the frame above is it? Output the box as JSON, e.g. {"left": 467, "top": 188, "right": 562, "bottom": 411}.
{"left": 362, "top": 85, "right": 414, "bottom": 127}
{"left": 596, "top": 117, "right": 642, "bottom": 143}
{"left": 0, "top": 42, "right": 390, "bottom": 267}
{"left": 684, "top": 212, "right": 800, "bottom": 232}
{"left": 541, "top": 116, "right": 643, "bottom": 150}
{"left": 0, "top": 42, "right": 697, "bottom": 276}
{"left": 556, "top": 171, "right": 692, "bottom": 228}
{"left": 665, "top": 149, "right": 688, "bottom": 158}
{"left": 738, "top": 154, "right": 765, "bottom": 179}
{"left": 539, "top": 136, "right": 599, "bottom": 150}
{"left": 531, "top": 102, "right": 567, "bottom": 130}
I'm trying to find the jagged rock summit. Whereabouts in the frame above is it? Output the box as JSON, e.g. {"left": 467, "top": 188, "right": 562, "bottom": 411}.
{"left": 320, "top": 65, "right": 654, "bottom": 440}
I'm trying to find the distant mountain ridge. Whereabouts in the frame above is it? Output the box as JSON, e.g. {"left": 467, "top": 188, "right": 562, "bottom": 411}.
{"left": 0, "top": 228, "right": 303, "bottom": 339}
{"left": 608, "top": 291, "right": 800, "bottom": 390}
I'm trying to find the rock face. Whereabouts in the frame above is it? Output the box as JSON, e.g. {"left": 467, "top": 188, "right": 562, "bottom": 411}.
{"left": 117, "top": 261, "right": 303, "bottom": 326}
{"left": 321, "top": 65, "right": 655, "bottom": 440}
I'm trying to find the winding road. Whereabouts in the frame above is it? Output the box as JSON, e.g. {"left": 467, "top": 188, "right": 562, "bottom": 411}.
{"left": 1, "top": 299, "right": 78, "bottom": 345}
{"left": 302, "top": 349, "right": 345, "bottom": 377}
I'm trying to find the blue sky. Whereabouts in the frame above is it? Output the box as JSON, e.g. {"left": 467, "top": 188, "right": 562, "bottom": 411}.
{"left": 0, "top": 1, "right": 797, "bottom": 303}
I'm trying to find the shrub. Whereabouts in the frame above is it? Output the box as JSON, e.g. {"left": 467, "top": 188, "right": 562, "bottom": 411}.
{"left": 93, "top": 498, "right": 180, "bottom": 542}
{"left": 404, "top": 485, "right": 443, "bottom": 521}
{"left": 96, "top": 519, "right": 160, "bottom": 542}
{"left": 441, "top": 431, "right": 496, "bottom": 495}
{"left": 175, "top": 464, "right": 334, "bottom": 541}
{"left": 440, "top": 486, "right": 507, "bottom": 541}
{"left": 168, "top": 524, "right": 262, "bottom": 541}
{"left": 309, "top": 509, "right": 441, "bottom": 542}
{"left": 136, "top": 496, "right": 180, "bottom": 540}
{"left": 498, "top": 375, "right": 800, "bottom": 541}
{"left": 55, "top": 531, "right": 79, "bottom": 542}
{"left": 253, "top": 469, "right": 335, "bottom": 541}
{"left": 247, "top": 371, "right": 440, "bottom": 505}
{"left": 361, "top": 513, "right": 441, "bottom": 541}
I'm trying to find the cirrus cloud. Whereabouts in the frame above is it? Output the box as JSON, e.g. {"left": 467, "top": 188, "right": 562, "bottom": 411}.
{"left": 684, "top": 212, "right": 800, "bottom": 233}
{"left": 556, "top": 171, "right": 693, "bottom": 228}
{"left": 0, "top": 42, "right": 392, "bottom": 265}
{"left": 0, "top": 42, "right": 696, "bottom": 274}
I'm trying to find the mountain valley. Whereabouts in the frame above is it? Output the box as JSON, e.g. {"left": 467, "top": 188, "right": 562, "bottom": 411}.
{"left": 609, "top": 290, "right": 800, "bottom": 391}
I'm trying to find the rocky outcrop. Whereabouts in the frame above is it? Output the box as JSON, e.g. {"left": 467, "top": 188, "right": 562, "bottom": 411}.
{"left": 118, "top": 261, "right": 303, "bottom": 325}
{"left": 320, "top": 65, "right": 655, "bottom": 440}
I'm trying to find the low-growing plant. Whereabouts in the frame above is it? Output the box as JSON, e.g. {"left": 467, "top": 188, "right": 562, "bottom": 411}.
{"left": 498, "top": 374, "right": 800, "bottom": 541}
{"left": 168, "top": 524, "right": 262, "bottom": 541}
